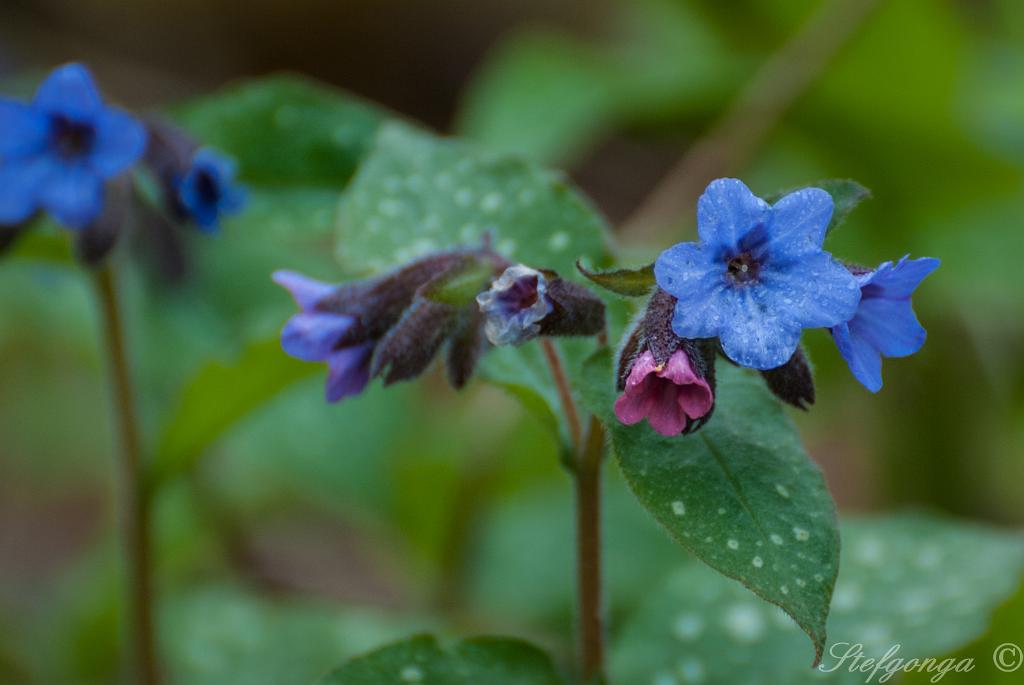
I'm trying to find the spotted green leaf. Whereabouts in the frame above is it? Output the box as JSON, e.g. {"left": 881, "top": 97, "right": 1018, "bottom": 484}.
{"left": 607, "top": 362, "right": 840, "bottom": 665}
{"left": 335, "top": 122, "right": 612, "bottom": 278}
{"left": 173, "top": 73, "right": 387, "bottom": 187}
{"left": 317, "top": 634, "right": 567, "bottom": 685}
{"left": 610, "top": 515, "right": 1024, "bottom": 685}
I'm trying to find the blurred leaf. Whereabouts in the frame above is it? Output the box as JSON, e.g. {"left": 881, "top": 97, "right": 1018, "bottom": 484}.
{"left": 335, "top": 122, "right": 611, "bottom": 278}
{"left": 164, "top": 585, "right": 434, "bottom": 685}
{"left": 607, "top": 363, "right": 839, "bottom": 665}
{"left": 456, "top": 0, "right": 741, "bottom": 163}
{"left": 149, "top": 337, "right": 317, "bottom": 488}
{"left": 2, "top": 222, "right": 73, "bottom": 265}
{"left": 318, "top": 634, "right": 566, "bottom": 685}
{"left": 457, "top": 32, "right": 616, "bottom": 164}
{"left": 173, "top": 73, "right": 388, "bottom": 186}
{"left": 610, "top": 514, "right": 1024, "bottom": 684}
{"left": 576, "top": 260, "right": 654, "bottom": 297}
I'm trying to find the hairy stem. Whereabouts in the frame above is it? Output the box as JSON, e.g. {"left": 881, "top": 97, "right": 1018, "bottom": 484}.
{"left": 93, "top": 266, "right": 160, "bottom": 685}
{"left": 541, "top": 338, "right": 583, "bottom": 453}
{"left": 575, "top": 415, "right": 606, "bottom": 683}
{"left": 622, "top": 0, "right": 881, "bottom": 240}
{"left": 540, "top": 338, "right": 606, "bottom": 681}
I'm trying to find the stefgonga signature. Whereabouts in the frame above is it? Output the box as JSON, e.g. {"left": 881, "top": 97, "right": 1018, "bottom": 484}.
{"left": 818, "top": 643, "right": 975, "bottom": 683}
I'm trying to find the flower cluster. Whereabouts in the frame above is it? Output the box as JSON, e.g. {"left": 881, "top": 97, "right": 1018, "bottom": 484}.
{"left": 276, "top": 250, "right": 605, "bottom": 403}
{"left": 0, "top": 63, "right": 245, "bottom": 266}
{"left": 614, "top": 178, "right": 938, "bottom": 436}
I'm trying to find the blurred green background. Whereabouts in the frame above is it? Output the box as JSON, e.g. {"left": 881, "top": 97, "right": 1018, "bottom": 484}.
{"left": 1, "top": 0, "right": 1023, "bottom": 683}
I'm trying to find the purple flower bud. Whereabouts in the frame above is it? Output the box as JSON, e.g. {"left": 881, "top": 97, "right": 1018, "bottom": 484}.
{"left": 615, "top": 289, "right": 717, "bottom": 436}
{"left": 476, "top": 265, "right": 554, "bottom": 346}
{"left": 274, "top": 270, "right": 372, "bottom": 403}
{"left": 614, "top": 349, "right": 714, "bottom": 436}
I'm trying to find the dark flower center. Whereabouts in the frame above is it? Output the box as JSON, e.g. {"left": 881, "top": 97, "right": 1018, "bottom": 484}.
{"left": 727, "top": 252, "right": 760, "bottom": 284}
{"left": 51, "top": 114, "right": 96, "bottom": 159}
{"left": 195, "top": 170, "right": 222, "bottom": 206}
{"left": 497, "top": 275, "right": 540, "bottom": 312}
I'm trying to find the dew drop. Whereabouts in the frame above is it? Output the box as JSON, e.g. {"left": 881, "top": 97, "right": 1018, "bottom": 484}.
{"left": 722, "top": 604, "right": 765, "bottom": 642}
{"left": 671, "top": 501, "right": 686, "bottom": 516}
{"left": 792, "top": 527, "right": 810, "bottom": 542}
{"left": 727, "top": 539, "right": 739, "bottom": 550}
{"left": 400, "top": 665, "right": 423, "bottom": 682}
{"left": 775, "top": 483, "right": 791, "bottom": 499}
{"left": 770, "top": 534, "right": 784, "bottom": 546}
{"left": 752, "top": 556, "right": 763, "bottom": 568}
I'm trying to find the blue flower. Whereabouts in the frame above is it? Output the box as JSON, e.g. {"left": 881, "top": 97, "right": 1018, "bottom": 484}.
{"left": 476, "top": 264, "right": 554, "bottom": 346}
{"left": 831, "top": 255, "right": 940, "bottom": 392}
{"left": 0, "top": 63, "right": 146, "bottom": 229}
{"left": 654, "top": 178, "right": 861, "bottom": 370}
{"left": 176, "top": 148, "right": 246, "bottom": 232}
{"left": 273, "top": 270, "right": 373, "bottom": 402}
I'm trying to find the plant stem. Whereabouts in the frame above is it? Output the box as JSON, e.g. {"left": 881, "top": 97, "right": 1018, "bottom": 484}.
{"left": 621, "top": 0, "right": 881, "bottom": 240}
{"left": 93, "top": 265, "right": 160, "bottom": 685}
{"left": 575, "top": 415, "right": 606, "bottom": 683}
{"left": 541, "top": 339, "right": 583, "bottom": 452}
{"left": 540, "top": 339, "right": 606, "bottom": 682}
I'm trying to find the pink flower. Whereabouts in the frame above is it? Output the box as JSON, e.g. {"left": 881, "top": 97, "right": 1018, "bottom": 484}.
{"left": 614, "top": 349, "right": 714, "bottom": 436}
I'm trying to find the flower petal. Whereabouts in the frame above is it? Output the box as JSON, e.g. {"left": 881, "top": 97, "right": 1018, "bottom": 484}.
{"left": 0, "top": 156, "right": 53, "bottom": 224}
{"left": 272, "top": 270, "right": 337, "bottom": 310}
{"left": 325, "top": 343, "right": 373, "bottom": 402}
{"left": 862, "top": 255, "right": 940, "bottom": 299}
{"left": 0, "top": 99, "right": 48, "bottom": 158}
{"left": 614, "top": 378, "right": 656, "bottom": 425}
{"left": 696, "top": 178, "right": 770, "bottom": 251}
{"left": 33, "top": 63, "right": 103, "bottom": 118}
{"left": 759, "top": 252, "right": 861, "bottom": 329}
{"left": 654, "top": 241, "right": 719, "bottom": 296}
{"left": 661, "top": 351, "right": 714, "bottom": 419}
{"left": 281, "top": 311, "right": 354, "bottom": 362}
{"left": 716, "top": 287, "right": 803, "bottom": 370}
{"left": 849, "top": 297, "right": 926, "bottom": 358}
{"left": 832, "top": 321, "right": 883, "bottom": 392}
{"left": 37, "top": 163, "right": 103, "bottom": 229}
{"left": 645, "top": 381, "right": 690, "bottom": 436}
{"left": 90, "top": 108, "right": 147, "bottom": 177}
{"left": 767, "top": 187, "right": 833, "bottom": 258}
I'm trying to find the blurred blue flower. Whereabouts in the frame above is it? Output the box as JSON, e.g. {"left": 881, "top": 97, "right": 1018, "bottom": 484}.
{"left": 176, "top": 148, "right": 246, "bottom": 232}
{"left": 273, "top": 270, "right": 372, "bottom": 402}
{"left": 831, "top": 255, "right": 940, "bottom": 392}
{"left": 0, "top": 63, "right": 146, "bottom": 229}
{"left": 476, "top": 264, "right": 554, "bottom": 346}
{"left": 654, "top": 178, "right": 861, "bottom": 370}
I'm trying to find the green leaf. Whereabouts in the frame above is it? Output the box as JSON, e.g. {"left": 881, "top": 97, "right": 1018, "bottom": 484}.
{"left": 576, "top": 260, "right": 655, "bottom": 297}
{"left": 164, "top": 585, "right": 435, "bottom": 685}
{"left": 818, "top": 180, "right": 871, "bottom": 234}
{"left": 148, "top": 337, "right": 318, "bottom": 489}
{"left": 610, "top": 514, "right": 1024, "bottom": 684}
{"left": 456, "top": 32, "right": 617, "bottom": 164}
{"left": 173, "top": 73, "right": 387, "bottom": 186}
{"left": 335, "top": 122, "right": 612, "bottom": 278}
{"left": 318, "top": 634, "right": 567, "bottom": 685}
{"left": 608, "top": 363, "right": 839, "bottom": 665}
